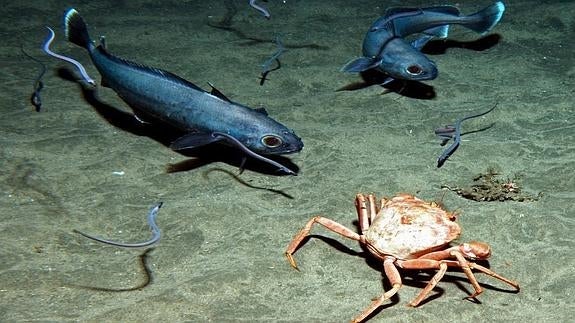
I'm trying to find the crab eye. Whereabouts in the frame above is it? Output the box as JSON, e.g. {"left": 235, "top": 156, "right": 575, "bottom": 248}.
{"left": 406, "top": 65, "right": 423, "bottom": 75}
{"left": 261, "top": 135, "right": 282, "bottom": 148}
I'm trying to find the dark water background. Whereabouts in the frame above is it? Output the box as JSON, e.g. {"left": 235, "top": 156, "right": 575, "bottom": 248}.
{"left": 1, "top": 0, "right": 573, "bottom": 321}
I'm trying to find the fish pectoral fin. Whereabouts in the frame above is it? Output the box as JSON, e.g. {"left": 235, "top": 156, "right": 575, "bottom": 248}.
{"left": 380, "top": 76, "right": 396, "bottom": 86}
{"left": 170, "top": 132, "right": 223, "bottom": 150}
{"left": 340, "top": 57, "right": 381, "bottom": 73}
{"left": 131, "top": 107, "right": 157, "bottom": 124}
{"left": 134, "top": 114, "right": 152, "bottom": 124}
{"left": 422, "top": 25, "right": 450, "bottom": 39}
{"left": 410, "top": 35, "right": 435, "bottom": 50}
{"left": 207, "top": 82, "right": 232, "bottom": 102}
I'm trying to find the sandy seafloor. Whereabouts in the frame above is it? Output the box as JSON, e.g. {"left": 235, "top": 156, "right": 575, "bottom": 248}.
{"left": 1, "top": 0, "right": 574, "bottom": 322}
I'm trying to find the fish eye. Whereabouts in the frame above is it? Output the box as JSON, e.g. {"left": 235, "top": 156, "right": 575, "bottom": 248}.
{"left": 261, "top": 135, "right": 283, "bottom": 148}
{"left": 406, "top": 65, "right": 423, "bottom": 75}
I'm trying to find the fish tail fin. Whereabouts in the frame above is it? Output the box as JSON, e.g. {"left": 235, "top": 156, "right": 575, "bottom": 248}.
{"left": 64, "top": 8, "right": 93, "bottom": 49}
{"left": 466, "top": 1, "right": 505, "bottom": 34}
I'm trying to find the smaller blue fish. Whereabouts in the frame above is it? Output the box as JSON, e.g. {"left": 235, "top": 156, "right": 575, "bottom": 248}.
{"left": 342, "top": 2, "right": 505, "bottom": 82}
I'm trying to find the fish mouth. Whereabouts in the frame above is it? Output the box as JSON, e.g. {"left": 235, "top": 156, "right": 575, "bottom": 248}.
{"left": 287, "top": 138, "right": 305, "bottom": 154}
{"left": 268, "top": 140, "right": 304, "bottom": 155}
{"left": 282, "top": 146, "right": 303, "bottom": 154}
{"left": 270, "top": 143, "right": 303, "bottom": 155}
{"left": 425, "top": 66, "right": 438, "bottom": 80}
{"left": 280, "top": 132, "right": 304, "bottom": 154}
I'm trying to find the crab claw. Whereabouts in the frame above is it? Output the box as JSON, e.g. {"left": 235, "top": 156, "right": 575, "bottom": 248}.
{"left": 461, "top": 241, "right": 492, "bottom": 260}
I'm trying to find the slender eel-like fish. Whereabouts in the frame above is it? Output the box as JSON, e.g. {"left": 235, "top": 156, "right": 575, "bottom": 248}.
{"left": 249, "top": 0, "right": 271, "bottom": 19}
{"left": 260, "top": 35, "right": 286, "bottom": 85}
{"left": 436, "top": 104, "right": 497, "bottom": 168}
{"left": 61, "top": 9, "right": 302, "bottom": 175}
{"left": 43, "top": 26, "right": 96, "bottom": 86}
{"left": 75, "top": 203, "right": 163, "bottom": 248}
{"left": 20, "top": 44, "right": 46, "bottom": 111}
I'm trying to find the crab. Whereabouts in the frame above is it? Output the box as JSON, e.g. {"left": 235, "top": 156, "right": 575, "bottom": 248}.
{"left": 285, "top": 193, "right": 519, "bottom": 322}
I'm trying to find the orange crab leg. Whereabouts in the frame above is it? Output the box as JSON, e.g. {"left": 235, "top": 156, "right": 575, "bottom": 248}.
{"left": 396, "top": 253, "right": 519, "bottom": 306}
{"left": 411, "top": 246, "right": 484, "bottom": 299}
{"left": 395, "top": 258, "right": 449, "bottom": 307}
{"left": 412, "top": 263, "right": 449, "bottom": 307}
{"left": 420, "top": 243, "right": 519, "bottom": 295}
{"left": 353, "top": 256, "right": 402, "bottom": 323}
{"left": 284, "top": 216, "right": 361, "bottom": 270}
{"left": 355, "top": 194, "right": 369, "bottom": 233}
{"left": 397, "top": 253, "right": 483, "bottom": 306}
{"left": 367, "top": 194, "right": 378, "bottom": 223}
{"left": 428, "top": 259, "right": 520, "bottom": 291}
{"left": 450, "top": 250, "right": 484, "bottom": 298}
{"left": 355, "top": 194, "right": 380, "bottom": 234}
{"left": 464, "top": 262, "right": 520, "bottom": 291}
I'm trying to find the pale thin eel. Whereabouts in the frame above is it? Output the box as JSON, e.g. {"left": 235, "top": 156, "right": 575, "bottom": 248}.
{"left": 249, "top": 0, "right": 271, "bottom": 19}
{"left": 42, "top": 26, "right": 96, "bottom": 86}
{"left": 75, "top": 202, "right": 163, "bottom": 248}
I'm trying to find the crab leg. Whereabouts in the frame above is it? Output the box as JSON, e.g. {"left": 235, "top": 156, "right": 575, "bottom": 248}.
{"left": 411, "top": 246, "right": 485, "bottom": 299}
{"left": 422, "top": 246, "right": 519, "bottom": 297}
{"left": 355, "top": 194, "right": 375, "bottom": 234}
{"left": 403, "top": 251, "right": 483, "bottom": 306}
{"left": 367, "top": 195, "right": 378, "bottom": 223}
{"left": 398, "top": 251, "right": 519, "bottom": 306}
{"left": 459, "top": 261, "right": 519, "bottom": 291}
{"left": 285, "top": 216, "right": 361, "bottom": 270}
{"left": 353, "top": 256, "right": 402, "bottom": 323}
{"left": 395, "top": 259, "right": 450, "bottom": 307}
{"left": 396, "top": 245, "right": 484, "bottom": 305}
{"left": 419, "top": 259, "right": 520, "bottom": 290}
{"left": 450, "top": 250, "right": 484, "bottom": 298}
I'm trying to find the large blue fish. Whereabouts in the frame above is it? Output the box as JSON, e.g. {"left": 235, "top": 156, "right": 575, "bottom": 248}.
{"left": 62, "top": 9, "right": 303, "bottom": 174}
{"left": 342, "top": 2, "right": 505, "bottom": 82}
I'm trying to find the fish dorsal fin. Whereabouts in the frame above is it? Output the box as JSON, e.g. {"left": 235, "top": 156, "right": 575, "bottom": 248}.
{"left": 96, "top": 46, "right": 205, "bottom": 92}
{"left": 382, "top": 6, "right": 458, "bottom": 36}
{"left": 255, "top": 107, "right": 268, "bottom": 115}
{"left": 384, "top": 7, "right": 423, "bottom": 18}
{"left": 207, "top": 82, "right": 231, "bottom": 102}
{"left": 385, "top": 5, "right": 459, "bottom": 17}
{"left": 423, "top": 5, "right": 460, "bottom": 16}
